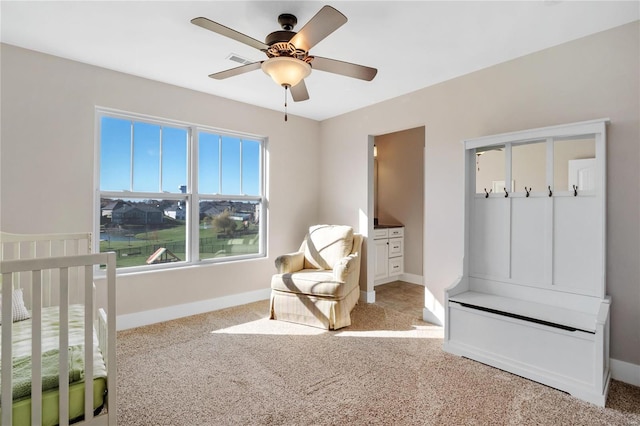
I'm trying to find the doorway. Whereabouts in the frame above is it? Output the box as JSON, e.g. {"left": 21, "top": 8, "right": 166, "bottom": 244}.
{"left": 370, "top": 126, "right": 425, "bottom": 312}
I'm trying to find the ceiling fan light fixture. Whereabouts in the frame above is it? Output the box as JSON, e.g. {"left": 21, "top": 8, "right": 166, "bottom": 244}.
{"left": 261, "top": 56, "right": 311, "bottom": 88}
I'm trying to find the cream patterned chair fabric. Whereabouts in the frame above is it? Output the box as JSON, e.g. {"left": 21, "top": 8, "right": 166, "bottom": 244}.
{"left": 269, "top": 225, "right": 363, "bottom": 330}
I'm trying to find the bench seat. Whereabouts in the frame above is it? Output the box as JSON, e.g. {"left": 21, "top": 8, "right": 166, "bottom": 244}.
{"left": 449, "top": 291, "right": 598, "bottom": 333}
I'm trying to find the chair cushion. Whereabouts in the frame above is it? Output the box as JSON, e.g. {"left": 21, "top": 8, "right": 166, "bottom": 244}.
{"left": 303, "top": 225, "right": 354, "bottom": 270}
{"left": 271, "top": 270, "right": 351, "bottom": 298}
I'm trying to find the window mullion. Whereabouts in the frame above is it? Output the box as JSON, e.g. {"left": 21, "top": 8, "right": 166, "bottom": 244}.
{"left": 129, "top": 120, "right": 134, "bottom": 191}
{"left": 158, "top": 127, "right": 163, "bottom": 193}
{"left": 218, "top": 134, "right": 223, "bottom": 194}
{"left": 190, "top": 128, "right": 199, "bottom": 262}
{"left": 239, "top": 139, "right": 243, "bottom": 195}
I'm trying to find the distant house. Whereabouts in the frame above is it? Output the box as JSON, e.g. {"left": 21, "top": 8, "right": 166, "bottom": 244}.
{"left": 101, "top": 200, "right": 125, "bottom": 218}
{"left": 198, "top": 200, "right": 259, "bottom": 223}
{"left": 199, "top": 200, "right": 233, "bottom": 220}
{"left": 112, "top": 204, "right": 163, "bottom": 225}
{"left": 165, "top": 202, "right": 186, "bottom": 220}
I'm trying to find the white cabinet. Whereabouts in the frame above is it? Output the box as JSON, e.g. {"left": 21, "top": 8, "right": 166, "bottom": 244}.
{"left": 373, "top": 226, "right": 404, "bottom": 285}
{"left": 444, "top": 118, "right": 610, "bottom": 407}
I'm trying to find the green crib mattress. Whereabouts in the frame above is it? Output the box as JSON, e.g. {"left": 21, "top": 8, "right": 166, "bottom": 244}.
{"left": 0, "top": 305, "right": 108, "bottom": 425}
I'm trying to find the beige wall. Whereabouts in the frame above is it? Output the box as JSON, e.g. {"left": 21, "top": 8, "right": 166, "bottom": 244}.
{"left": 375, "top": 127, "right": 424, "bottom": 276}
{"left": 0, "top": 44, "right": 321, "bottom": 316}
{"left": 319, "top": 22, "right": 640, "bottom": 364}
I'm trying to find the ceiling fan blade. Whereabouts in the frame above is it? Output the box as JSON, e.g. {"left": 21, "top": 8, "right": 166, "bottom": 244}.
{"left": 311, "top": 56, "right": 377, "bottom": 81}
{"left": 290, "top": 80, "right": 310, "bottom": 102}
{"left": 209, "top": 62, "right": 263, "bottom": 80}
{"left": 191, "top": 17, "right": 269, "bottom": 51}
{"left": 289, "top": 6, "right": 347, "bottom": 52}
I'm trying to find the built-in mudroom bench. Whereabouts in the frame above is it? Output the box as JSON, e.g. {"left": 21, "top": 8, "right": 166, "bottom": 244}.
{"left": 444, "top": 118, "right": 610, "bottom": 406}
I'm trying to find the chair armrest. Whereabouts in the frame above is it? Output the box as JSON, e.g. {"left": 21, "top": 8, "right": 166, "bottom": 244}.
{"left": 275, "top": 251, "right": 305, "bottom": 273}
{"left": 333, "top": 253, "right": 359, "bottom": 282}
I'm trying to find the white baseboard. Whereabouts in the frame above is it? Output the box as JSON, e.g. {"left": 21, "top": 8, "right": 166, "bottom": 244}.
{"left": 610, "top": 358, "right": 640, "bottom": 387}
{"left": 373, "top": 276, "right": 395, "bottom": 286}
{"left": 374, "top": 274, "right": 424, "bottom": 287}
{"left": 117, "top": 288, "right": 272, "bottom": 331}
{"left": 361, "top": 290, "right": 376, "bottom": 303}
{"left": 423, "top": 307, "right": 443, "bottom": 326}
{"left": 400, "top": 273, "right": 423, "bottom": 285}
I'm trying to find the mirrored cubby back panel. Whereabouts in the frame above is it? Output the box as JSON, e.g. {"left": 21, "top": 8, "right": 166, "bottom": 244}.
{"left": 466, "top": 120, "right": 607, "bottom": 298}
{"left": 554, "top": 137, "right": 596, "bottom": 192}
{"left": 512, "top": 141, "right": 546, "bottom": 195}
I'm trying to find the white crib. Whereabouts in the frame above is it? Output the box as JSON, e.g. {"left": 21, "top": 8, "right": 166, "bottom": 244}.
{"left": 0, "top": 232, "right": 116, "bottom": 425}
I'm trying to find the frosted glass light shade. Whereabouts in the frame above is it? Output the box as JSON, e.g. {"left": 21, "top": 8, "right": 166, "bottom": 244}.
{"left": 261, "top": 57, "right": 311, "bottom": 88}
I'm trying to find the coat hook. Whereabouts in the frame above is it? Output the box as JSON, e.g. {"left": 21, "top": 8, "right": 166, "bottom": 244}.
{"left": 484, "top": 188, "right": 490, "bottom": 198}
{"left": 548, "top": 185, "right": 553, "bottom": 197}
{"left": 573, "top": 185, "right": 578, "bottom": 196}
{"left": 504, "top": 188, "right": 509, "bottom": 198}
{"left": 525, "top": 187, "right": 531, "bottom": 197}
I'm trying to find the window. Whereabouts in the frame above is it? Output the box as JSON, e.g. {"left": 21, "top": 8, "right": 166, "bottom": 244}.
{"left": 97, "top": 109, "right": 266, "bottom": 271}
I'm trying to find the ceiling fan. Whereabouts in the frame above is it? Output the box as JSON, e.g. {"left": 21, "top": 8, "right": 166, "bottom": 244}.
{"left": 191, "top": 5, "right": 377, "bottom": 119}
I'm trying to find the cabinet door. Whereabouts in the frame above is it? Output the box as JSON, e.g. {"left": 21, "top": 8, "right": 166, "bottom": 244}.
{"left": 374, "top": 239, "right": 389, "bottom": 281}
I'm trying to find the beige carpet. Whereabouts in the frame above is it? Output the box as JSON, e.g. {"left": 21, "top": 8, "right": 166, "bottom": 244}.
{"left": 117, "top": 300, "right": 640, "bottom": 425}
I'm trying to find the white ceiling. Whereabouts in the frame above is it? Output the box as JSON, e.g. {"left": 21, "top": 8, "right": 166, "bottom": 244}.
{"left": 1, "top": 1, "right": 638, "bottom": 121}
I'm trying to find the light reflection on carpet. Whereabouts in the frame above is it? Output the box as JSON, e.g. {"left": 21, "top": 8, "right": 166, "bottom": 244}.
{"left": 335, "top": 325, "right": 444, "bottom": 339}
{"left": 211, "top": 318, "right": 444, "bottom": 338}
{"left": 211, "top": 318, "right": 327, "bottom": 335}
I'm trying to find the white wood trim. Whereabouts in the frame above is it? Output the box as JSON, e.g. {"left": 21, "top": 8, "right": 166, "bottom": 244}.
{"left": 464, "top": 118, "right": 610, "bottom": 149}
{"left": 116, "top": 287, "right": 271, "bottom": 330}
{"left": 84, "top": 265, "right": 95, "bottom": 422}
{"left": 105, "top": 252, "right": 117, "bottom": 425}
{"left": 610, "top": 358, "right": 640, "bottom": 387}
{"left": 59, "top": 267, "right": 70, "bottom": 426}
{"left": 361, "top": 290, "right": 376, "bottom": 303}
{"left": 0, "top": 231, "right": 92, "bottom": 244}
{"left": 399, "top": 273, "right": 423, "bottom": 285}
{"left": 31, "top": 273, "right": 43, "bottom": 426}
{"left": 422, "top": 307, "right": 444, "bottom": 326}
{"left": 373, "top": 275, "right": 396, "bottom": 286}
{"left": 1, "top": 277, "right": 13, "bottom": 426}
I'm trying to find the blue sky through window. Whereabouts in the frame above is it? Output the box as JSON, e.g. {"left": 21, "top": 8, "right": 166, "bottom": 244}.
{"left": 100, "top": 116, "right": 260, "bottom": 195}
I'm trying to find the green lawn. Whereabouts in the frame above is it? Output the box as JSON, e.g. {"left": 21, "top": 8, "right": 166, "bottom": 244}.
{"left": 100, "top": 222, "right": 259, "bottom": 268}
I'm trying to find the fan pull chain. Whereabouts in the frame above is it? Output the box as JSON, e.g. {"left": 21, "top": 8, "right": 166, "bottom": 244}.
{"left": 284, "top": 86, "right": 288, "bottom": 122}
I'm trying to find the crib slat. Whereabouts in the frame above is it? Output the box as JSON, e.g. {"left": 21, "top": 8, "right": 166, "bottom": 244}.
{"left": 31, "top": 271, "right": 43, "bottom": 425}
{"left": 84, "top": 264, "right": 94, "bottom": 421}
{"left": 106, "top": 252, "right": 117, "bottom": 425}
{"left": 1, "top": 274, "right": 13, "bottom": 426}
{"left": 44, "top": 239, "right": 53, "bottom": 307}
{"left": 59, "top": 267, "right": 70, "bottom": 426}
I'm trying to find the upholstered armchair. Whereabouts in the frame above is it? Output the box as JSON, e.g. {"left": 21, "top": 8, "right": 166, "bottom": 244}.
{"left": 269, "top": 225, "right": 363, "bottom": 330}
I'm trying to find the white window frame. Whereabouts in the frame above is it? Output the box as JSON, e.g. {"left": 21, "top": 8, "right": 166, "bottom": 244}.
{"left": 94, "top": 107, "right": 267, "bottom": 274}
